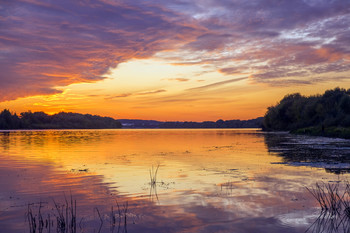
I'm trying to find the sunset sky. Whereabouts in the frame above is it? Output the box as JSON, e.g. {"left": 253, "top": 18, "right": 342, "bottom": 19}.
{"left": 1, "top": 0, "right": 350, "bottom": 121}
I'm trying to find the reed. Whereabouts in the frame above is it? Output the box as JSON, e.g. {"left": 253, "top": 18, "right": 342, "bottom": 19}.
{"left": 27, "top": 202, "right": 51, "bottom": 233}
{"left": 94, "top": 207, "right": 103, "bottom": 233}
{"left": 149, "top": 164, "right": 160, "bottom": 186}
{"left": 27, "top": 204, "right": 37, "bottom": 233}
{"left": 111, "top": 200, "right": 128, "bottom": 233}
{"left": 26, "top": 195, "right": 129, "bottom": 233}
{"left": 306, "top": 181, "right": 350, "bottom": 232}
{"left": 306, "top": 182, "right": 344, "bottom": 214}
{"left": 26, "top": 195, "right": 77, "bottom": 233}
{"left": 53, "top": 194, "right": 77, "bottom": 233}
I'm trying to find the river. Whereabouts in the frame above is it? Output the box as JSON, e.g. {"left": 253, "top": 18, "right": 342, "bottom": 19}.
{"left": 1, "top": 129, "right": 350, "bottom": 232}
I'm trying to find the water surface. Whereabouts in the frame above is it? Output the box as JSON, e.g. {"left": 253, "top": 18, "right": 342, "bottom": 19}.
{"left": 1, "top": 129, "right": 349, "bottom": 232}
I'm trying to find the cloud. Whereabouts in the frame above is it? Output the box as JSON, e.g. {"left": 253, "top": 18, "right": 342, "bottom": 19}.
{"left": 137, "top": 89, "right": 167, "bottom": 95}
{"left": 105, "top": 89, "right": 166, "bottom": 100}
{"left": 104, "top": 93, "right": 132, "bottom": 100}
{"left": 0, "top": 0, "right": 203, "bottom": 101}
{"left": 167, "top": 0, "right": 350, "bottom": 85}
{"left": 164, "top": 78, "right": 190, "bottom": 82}
{"left": 183, "top": 33, "right": 233, "bottom": 52}
{"left": 219, "top": 67, "right": 246, "bottom": 75}
{"left": 1, "top": 0, "right": 350, "bottom": 102}
{"left": 187, "top": 77, "right": 247, "bottom": 91}
{"left": 255, "top": 78, "right": 312, "bottom": 87}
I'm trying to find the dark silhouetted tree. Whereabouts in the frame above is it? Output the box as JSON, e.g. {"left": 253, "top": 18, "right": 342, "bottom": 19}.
{"left": 263, "top": 87, "right": 350, "bottom": 131}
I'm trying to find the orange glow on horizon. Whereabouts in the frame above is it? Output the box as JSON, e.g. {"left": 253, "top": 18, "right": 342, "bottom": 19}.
{"left": 1, "top": 58, "right": 350, "bottom": 121}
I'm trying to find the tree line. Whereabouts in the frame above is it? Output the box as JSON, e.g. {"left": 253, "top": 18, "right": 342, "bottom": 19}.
{"left": 158, "top": 118, "right": 263, "bottom": 129}
{"left": 263, "top": 87, "right": 350, "bottom": 137}
{"left": 0, "top": 110, "right": 122, "bottom": 129}
{"left": 118, "top": 118, "right": 263, "bottom": 128}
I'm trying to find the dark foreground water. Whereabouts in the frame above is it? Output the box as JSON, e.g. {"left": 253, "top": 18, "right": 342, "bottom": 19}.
{"left": 0, "top": 129, "right": 350, "bottom": 233}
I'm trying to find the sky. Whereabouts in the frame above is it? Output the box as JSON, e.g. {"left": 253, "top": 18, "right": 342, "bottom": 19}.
{"left": 1, "top": 0, "right": 350, "bottom": 121}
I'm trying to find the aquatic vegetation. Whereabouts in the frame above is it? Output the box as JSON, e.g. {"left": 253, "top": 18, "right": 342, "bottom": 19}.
{"left": 306, "top": 210, "right": 350, "bottom": 233}
{"left": 306, "top": 182, "right": 344, "bottom": 214}
{"left": 149, "top": 165, "right": 160, "bottom": 203}
{"left": 110, "top": 200, "right": 128, "bottom": 233}
{"left": 220, "top": 181, "right": 236, "bottom": 196}
{"left": 27, "top": 195, "right": 77, "bottom": 233}
{"left": 264, "top": 132, "right": 350, "bottom": 174}
{"left": 306, "top": 182, "right": 350, "bottom": 232}
{"left": 26, "top": 195, "right": 128, "bottom": 233}
{"left": 54, "top": 195, "right": 77, "bottom": 233}
{"left": 27, "top": 202, "right": 46, "bottom": 233}
{"left": 149, "top": 165, "right": 160, "bottom": 186}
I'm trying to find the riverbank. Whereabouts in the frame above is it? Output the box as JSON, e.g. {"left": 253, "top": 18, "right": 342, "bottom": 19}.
{"left": 291, "top": 126, "right": 350, "bottom": 139}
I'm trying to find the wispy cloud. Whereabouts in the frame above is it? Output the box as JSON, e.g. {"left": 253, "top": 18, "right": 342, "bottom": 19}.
{"left": 219, "top": 67, "right": 247, "bottom": 75}
{"left": 104, "top": 93, "right": 132, "bottom": 100}
{"left": 137, "top": 89, "right": 167, "bottom": 95}
{"left": 163, "top": 78, "right": 190, "bottom": 82}
{"left": 187, "top": 77, "right": 248, "bottom": 91}
{"left": 105, "top": 89, "right": 166, "bottom": 100}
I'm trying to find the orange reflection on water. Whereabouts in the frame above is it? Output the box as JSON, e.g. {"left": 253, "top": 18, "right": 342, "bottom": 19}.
{"left": 0, "top": 129, "right": 348, "bottom": 232}
{"left": 0, "top": 129, "right": 273, "bottom": 194}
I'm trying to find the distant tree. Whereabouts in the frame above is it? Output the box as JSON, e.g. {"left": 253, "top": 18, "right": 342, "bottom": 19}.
{"left": 158, "top": 118, "right": 263, "bottom": 129}
{"left": 0, "top": 109, "right": 21, "bottom": 129}
{"left": 0, "top": 110, "right": 122, "bottom": 129}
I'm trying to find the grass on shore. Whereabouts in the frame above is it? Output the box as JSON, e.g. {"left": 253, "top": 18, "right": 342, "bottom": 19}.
{"left": 291, "top": 126, "right": 350, "bottom": 139}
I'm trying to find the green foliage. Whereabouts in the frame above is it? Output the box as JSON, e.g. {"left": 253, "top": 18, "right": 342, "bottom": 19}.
{"left": 0, "top": 110, "right": 122, "bottom": 129}
{"left": 263, "top": 87, "right": 350, "bottom": 137}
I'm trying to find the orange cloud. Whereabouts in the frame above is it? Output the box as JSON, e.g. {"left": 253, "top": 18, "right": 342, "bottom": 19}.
{"left": 0, "top": 0, "right": 204, "bottom": 102}
{"left": 164, "top": 78, "right": 190, "bottom": 82}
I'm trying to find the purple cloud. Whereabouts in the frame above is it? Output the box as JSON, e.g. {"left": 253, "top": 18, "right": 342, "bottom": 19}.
{"left": 175, "top": 0, "right": 350, "bottom": 86}
{"left": 187, "top": 77, "right": 248, "bottom": 91}
{"left": 1, "top": 0, "right": 350, "bottom": 102}
{"left": 0, "top": 0, "right": 202, "bottom": 101}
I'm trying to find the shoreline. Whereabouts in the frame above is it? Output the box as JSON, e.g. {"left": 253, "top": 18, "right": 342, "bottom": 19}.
{"left": 290, "top": 126, "right": 350, "bottom": 139}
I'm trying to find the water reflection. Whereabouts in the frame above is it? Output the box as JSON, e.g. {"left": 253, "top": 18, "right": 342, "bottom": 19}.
{"left": 265, "top": 132, "right": 350, "bottom": 174}
{"left": 0, "top": 129, "right": 349, "bottom": 232}
{"left": 306, "top": 210, "right": 350, "bottom": 233}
